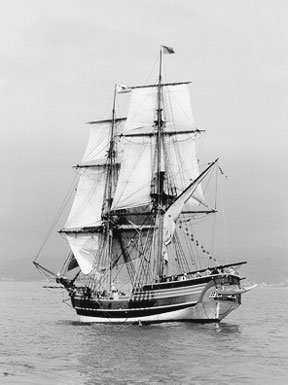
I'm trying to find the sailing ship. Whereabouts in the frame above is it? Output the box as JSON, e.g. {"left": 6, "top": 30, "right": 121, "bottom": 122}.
{"left": 34, "top": 46, "right": 252, "bottom": 324}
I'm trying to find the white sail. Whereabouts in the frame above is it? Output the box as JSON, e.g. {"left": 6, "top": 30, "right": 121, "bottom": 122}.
{"left": 124, "top": 84, "right": 197, "bottom": 135}
{"left": 112, "top": 84, "right": 204, "bottom": 210}
{"left": 65, "top": 233, "right": 100, "bottom": 274}
{"left": 64, "top": 166, "right": 106, "bottom": 229}
{"left": 163, "top": 161, "right": 217, "bottom": 244}
{"left": 64, "top": 118, "right": 126, "bottom": 229}
{"left": 163, "top": 84, "right": 197, "bottom": 132}
{"left": 111, "top": 136, "right": 155, "bottom": 210}
{"left": 82, "top": 119, "right": 125, "bottom": 165}
{"left": 165, "top": 134, "right": 205, "bottom": 206}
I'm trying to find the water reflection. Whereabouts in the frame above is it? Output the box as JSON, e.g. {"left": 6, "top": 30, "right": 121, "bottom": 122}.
{"left": 214, "top": 322, "right": 241, "bottom": 334}
{"left": 182, "top": 320, "right": 241, "bottom": 335}
{"left": 65, "top": 320, "right": 243, "bottom": 385}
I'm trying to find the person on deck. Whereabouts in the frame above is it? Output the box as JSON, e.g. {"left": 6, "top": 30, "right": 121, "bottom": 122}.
{"left": 111, "top": 283, "right": 119, "bottom": 300}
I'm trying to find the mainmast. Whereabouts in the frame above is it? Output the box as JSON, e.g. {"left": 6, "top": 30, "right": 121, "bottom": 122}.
{"left": 154, "top": 47, "right": 165, "bottom": 277}
{"left": 106, "top": 84, "right": 117, "bottom": 215}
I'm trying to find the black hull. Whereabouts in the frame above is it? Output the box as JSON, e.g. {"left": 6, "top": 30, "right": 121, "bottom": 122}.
{"left": 70, "top": 273, "right": 242, "bottom": 323}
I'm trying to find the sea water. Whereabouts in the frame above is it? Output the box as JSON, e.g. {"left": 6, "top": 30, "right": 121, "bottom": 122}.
{"left": 1, "top": 281, "right": 287, "bottom": 385}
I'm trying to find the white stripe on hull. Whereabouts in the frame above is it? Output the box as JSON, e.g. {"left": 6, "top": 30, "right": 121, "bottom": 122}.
{"left": 142, "top": 284, "right": 206, "bottom": 300}
{"left": 75, "top": 300, "right": 197, "bottom": 313}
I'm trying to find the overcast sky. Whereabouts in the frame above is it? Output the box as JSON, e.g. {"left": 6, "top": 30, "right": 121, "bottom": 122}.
{"left": 0, "top": 0, "right": 287, "bottom": 267}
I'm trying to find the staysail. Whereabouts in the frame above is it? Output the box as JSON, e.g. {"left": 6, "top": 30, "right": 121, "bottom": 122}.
{"left": 163, "top": 159, "right": 218, "bottom": 244}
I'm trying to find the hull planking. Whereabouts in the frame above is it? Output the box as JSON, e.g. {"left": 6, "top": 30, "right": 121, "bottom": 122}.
{"left": 70, "top": 273, "right": 242, "bottom": 324}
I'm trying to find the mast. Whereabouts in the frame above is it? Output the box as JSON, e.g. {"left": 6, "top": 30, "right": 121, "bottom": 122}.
{"left": 106, "top": 84, "right": 117, "bottom": 215}
{"left": 155, "top": 47, "right": 164, "bottom": 277}
{"left": 104, "top": 84, "right": 117, "bottom": 289}
{"left": 156, "top": 47, "right": 163, "bottom": 206}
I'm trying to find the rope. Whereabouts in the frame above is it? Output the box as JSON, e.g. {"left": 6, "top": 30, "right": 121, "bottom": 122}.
{"left": 178, "top": 219, "right": 218, "bottom": 266}
{"left": 34, "top": 173, "right": 78, "bottom": 262}
{"left": 219, "top": 173, "right": 229, "bottom": 263}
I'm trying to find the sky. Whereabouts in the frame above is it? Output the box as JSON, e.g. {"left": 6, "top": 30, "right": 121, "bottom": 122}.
{"left": 0, "top": 0, "right": 287, "bottom": 275}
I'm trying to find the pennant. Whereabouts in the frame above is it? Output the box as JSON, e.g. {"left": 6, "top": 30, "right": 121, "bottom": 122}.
{"left": 162, "top": 45, "right": 175, "bottom": 54}
{"left": 218, "top": 165, "right": 228, "bottom": 180}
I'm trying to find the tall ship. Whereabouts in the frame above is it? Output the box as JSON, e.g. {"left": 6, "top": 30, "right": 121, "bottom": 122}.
{"left": 34, "top": 46, "right": 253, "bottom": 324}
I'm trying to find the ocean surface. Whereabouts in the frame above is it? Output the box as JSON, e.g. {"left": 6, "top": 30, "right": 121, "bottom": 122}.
{"left": 1, "top": 282, "right": 287, "bottom": 385}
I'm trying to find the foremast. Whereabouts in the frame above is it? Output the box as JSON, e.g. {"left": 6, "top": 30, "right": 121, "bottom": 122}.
{"left": 58, "top": 83, "right": 127, "bottom": 288}
{"left": 102, "top": 84, "right": 118, "bottom": 291}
